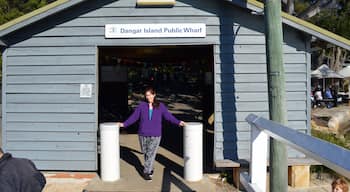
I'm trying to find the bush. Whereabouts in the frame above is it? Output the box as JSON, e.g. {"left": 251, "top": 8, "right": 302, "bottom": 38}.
{"left": 311, "top": 129, "right": 349, "bottom": 150}
{"left": 311, "top": 129, "right": 350, "bottom": 177}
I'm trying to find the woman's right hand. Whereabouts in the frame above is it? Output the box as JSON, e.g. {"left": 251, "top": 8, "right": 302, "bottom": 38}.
{"left": 117, "top": 122, "right": 124, "bottom": 127}
{"left": 179, "top": 121, "right": 186, "bottom": 127}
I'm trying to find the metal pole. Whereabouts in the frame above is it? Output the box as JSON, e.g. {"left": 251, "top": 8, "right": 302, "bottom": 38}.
{"left": 264, "top": 0, "right": 288, "bottom": 191}
{"left": 323, "top": 78, "right": 325, "bottom": 92}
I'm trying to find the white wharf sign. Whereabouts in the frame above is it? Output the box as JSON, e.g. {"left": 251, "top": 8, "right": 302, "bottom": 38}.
{"left": 105, "top": 23, "right": 206, "bottom": 38}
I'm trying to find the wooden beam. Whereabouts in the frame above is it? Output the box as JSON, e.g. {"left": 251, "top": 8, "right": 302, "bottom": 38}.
{"left": 136, "top": 0, "right": 175, "bottom": 6}
{"left": 288, "top": 165, "right": 310, "bottom": 188}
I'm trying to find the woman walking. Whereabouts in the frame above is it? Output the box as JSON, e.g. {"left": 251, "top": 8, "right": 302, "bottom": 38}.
{"left": 117, "top": 87, "right": 186, "bottom": 181}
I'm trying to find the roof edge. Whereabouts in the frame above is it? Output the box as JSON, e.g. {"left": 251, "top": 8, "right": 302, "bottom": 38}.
{"left": 0, "top": 0, "right": 86, "bottom": 38}
{"left": 281, "top": 11, "right": 350, "bottom": 50}
{"left": 0, "top": 0, "right": 68, "bottom": 31}
{"left": 0, "top": 0, "right": 349, "bottom": 50}
{"left": 226, "top": 0, "right": 350, "bottom": 50}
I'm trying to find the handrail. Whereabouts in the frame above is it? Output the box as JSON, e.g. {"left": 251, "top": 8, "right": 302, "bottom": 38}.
{"left": 243, "top": 113, "right": 350, "bottom": 192}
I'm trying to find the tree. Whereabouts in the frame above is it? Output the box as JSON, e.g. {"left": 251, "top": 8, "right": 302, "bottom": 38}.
{"left": 0, "top": 0, "right": 48, "bottom": 25}
{"left": 0, "top": 0, "right": 51, "bottom": 77}
{"left": 298, "top": 0, "right": 337, "bottom": 19}
{"left": 282, "top": 0, "right": 296, "bottom": 14}
{"left": 309, "top": 0, "right": 350, "bottom": 71}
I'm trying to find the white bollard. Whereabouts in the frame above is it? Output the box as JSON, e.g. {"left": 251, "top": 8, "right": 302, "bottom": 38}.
{"left": 100, "top": 123, "right": 120, "bottom": 181}
{"left": 184, "top": 122, "right": 203, "bottom": 182}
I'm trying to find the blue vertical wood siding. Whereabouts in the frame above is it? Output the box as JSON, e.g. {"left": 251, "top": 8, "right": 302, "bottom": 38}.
{"left": 1, "top": 0, "right": 309, "bottom": 170}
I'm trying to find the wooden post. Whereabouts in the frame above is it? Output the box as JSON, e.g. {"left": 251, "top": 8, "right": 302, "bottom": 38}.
{"left": 288, "top": 165, "right": 310, "bottom": 188}
{"left": 264, "top": 0, "right": 288, "bottom": 191}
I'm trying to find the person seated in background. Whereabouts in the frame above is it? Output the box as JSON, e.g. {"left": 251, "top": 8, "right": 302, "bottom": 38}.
{"left": 325, "top": 87, "right": 333, "bottom": 99}
{"left": 0, "top": 147, "right": 46, "bottom": 192}
{"left": 314, "top": 87, "right": 323, "bottom": 108}
{"left": 332, "top": 178, "right": 349, "bottom": 192}
{"left": 325, "top": 87, "right": 334, "bottom": 108}
{"left": 311, "top": 90, "right": 315, "bottom": 108}
{"left": 331, "top": 85, "right": 339, "bottom": 107}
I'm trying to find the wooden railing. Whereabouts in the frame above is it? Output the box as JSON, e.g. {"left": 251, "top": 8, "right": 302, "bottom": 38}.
{"left": 242, "top": 114, "right": 350, "bottom": 192}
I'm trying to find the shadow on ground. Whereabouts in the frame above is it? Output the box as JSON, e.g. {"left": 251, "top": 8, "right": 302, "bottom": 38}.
{"left": 120, "top": 146, "right": 144, "bottom": 178}
{"left": 120, "top": 145, "right": 195, "bottom": 191}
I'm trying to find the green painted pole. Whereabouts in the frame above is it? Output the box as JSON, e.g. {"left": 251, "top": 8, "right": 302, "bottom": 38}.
{"left": 264, "top": 0, "right": 288, "bottom": 192}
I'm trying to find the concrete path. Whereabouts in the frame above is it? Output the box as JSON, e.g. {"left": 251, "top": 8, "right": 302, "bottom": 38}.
{"left": 84, "top": 134, "right": 232, "bottom": 192}
{"left": 1, "top": 125, "right": 333, "bottom": 192}
{"left": 43, "top": 172, "right": 95, "bottom": 192}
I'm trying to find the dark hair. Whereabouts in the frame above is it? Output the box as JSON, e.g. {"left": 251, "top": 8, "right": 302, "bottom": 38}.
{"left": 144, "top": 87, "right": 160, "bottom": 108}
{"left": 0, "top": 147, "right": 3, "bottom": 153}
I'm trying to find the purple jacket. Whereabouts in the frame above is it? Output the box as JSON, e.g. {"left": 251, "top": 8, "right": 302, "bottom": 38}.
{"left": 123, "top": 101, "right": 180, "bottom": 136}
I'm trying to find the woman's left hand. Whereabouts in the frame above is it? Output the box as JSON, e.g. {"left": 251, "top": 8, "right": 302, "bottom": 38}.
{"left": 179, "top": 121, "right": 186, "bottom": 127}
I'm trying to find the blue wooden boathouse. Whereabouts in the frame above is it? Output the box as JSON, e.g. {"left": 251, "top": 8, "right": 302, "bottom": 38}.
{"left": 1, "top": 0, "right": 350, "bottom": 170}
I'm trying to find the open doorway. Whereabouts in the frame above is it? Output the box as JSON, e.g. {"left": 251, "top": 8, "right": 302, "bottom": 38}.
{"left": 98, "top": 45, "right": 214, "bottom": 171}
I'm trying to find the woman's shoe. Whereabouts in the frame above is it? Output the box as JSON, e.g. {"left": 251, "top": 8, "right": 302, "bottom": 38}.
{"left": 143, "top": 172, "right": 152, "bottom": 182}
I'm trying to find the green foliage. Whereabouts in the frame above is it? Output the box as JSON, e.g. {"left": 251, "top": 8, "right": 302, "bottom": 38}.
{"left": 294, "top": 0, "right": 310, "bottom": 14}
{"left": 0, "top": 0, "right": 51, "bottom": 78}
{"left": 0, "top": 0, "right": 48, "bottom": 25}
{"left": 311, "top": 129, "right": 350, "bottom": 177}
{"left": 255, "top": 0, "right": 311, "bottom": 14}
{"left": 309, "top": 0, "right": 350, "bottom": 39}
{"left": 311, "top": 129, "right": 350, "bottom": 150}
{"left": 220, "top": 171, "right": 233, "bottom": 184}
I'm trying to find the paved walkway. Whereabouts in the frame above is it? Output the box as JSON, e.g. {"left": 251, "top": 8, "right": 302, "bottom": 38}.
{"left": 287, "top": 173, "right": 332, "bottom": 192}
{"left": 0, "top": 121, "right": 334, "bottom": 192}
{"left": 84, "top": 134, "right": 236, "bottom": 192}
